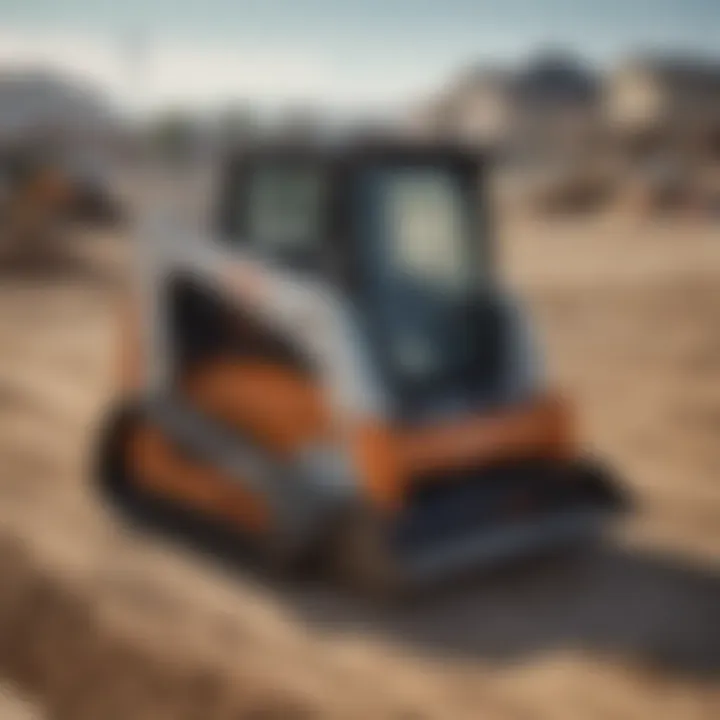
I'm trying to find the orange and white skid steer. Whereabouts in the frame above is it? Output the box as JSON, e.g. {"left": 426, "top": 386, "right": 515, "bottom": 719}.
{"left": 97, "top": 140, "right": 629, "bottom": 593}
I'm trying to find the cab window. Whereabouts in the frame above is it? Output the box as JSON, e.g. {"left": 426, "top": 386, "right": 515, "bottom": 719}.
{"left": 220, "top": 160, "right": 330, "bottom": 264}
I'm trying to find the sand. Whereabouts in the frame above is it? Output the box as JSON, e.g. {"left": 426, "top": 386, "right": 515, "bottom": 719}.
{"left": 0, "top": 216, "right": 718, "bottom": 719}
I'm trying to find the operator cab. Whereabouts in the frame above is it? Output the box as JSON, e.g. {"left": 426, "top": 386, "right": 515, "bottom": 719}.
{"left": 216, "top": 142, "right": 519, "bottom": 422}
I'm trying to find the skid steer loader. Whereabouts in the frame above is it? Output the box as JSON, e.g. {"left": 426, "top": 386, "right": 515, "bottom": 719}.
{"left": 97, "top": 140, "right": 628, "bottom": 593}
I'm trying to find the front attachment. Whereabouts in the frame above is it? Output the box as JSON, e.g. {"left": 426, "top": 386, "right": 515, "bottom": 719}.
{"left": 338, "top": 458, "right": 629, "bottom": 593}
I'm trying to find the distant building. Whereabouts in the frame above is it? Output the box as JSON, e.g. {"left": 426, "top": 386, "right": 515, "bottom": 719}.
{"left": 408, "top": 52, "right": 601, "bottom": 159}
{"left": 407, "top": 67, "right": 515, "bottom": 147}
{"left": 607, "top": 56, "right": 720, "bottom": 157}
{"left": 512, "top": 53, "right": 601, "bottom": 158}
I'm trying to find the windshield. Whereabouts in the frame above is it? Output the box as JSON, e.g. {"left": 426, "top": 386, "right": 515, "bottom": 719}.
{"left": 383, "top": 168, "right": 473, "bottom": 295}
{"left": 360, "top": 165, "right": 482, "bottom": 394}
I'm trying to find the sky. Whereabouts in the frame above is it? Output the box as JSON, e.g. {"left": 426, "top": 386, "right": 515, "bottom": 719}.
{"left": 0, "top": 1, "right": 717, "bottom": 115}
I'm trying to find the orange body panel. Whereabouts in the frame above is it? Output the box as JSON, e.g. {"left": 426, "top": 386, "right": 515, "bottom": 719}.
{"left": 182, "top": 359, "right": 332, "bottom": 456}
{"left": 127, "top": 421, "right": 270, "bottom": 533}
{"left": 177, "top": 359, "right": 574, "bottom": 516}
{"left": 397, "top": 395, "right": 574, "bottom": 476}
{"left": 118, "top": 334, "right": 575, "bottom": 522}
{"left": 348, "top": 394, "right": 574, "bottom": 511}
{"left": 7, "top": 168, "right": 76, "bottom": 240}
{"left": 348, "top": 422, "right": 405, "bottom": 512}
{"left": 31, "top": 167, "right": 75, "bottom": 207}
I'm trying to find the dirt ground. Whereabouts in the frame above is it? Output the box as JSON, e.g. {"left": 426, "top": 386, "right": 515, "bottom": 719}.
{"left": 0, "top": 216, "right": 718, "bottom": 719}
{"left": 0, "top": 683, "right": 45, "bottom": 720}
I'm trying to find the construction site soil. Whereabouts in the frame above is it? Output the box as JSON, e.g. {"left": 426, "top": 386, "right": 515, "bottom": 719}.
{"left": 0, "top": 215, "right": 718, "bottom": 719}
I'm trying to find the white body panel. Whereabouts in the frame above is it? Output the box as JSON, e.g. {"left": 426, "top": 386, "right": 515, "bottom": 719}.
{"left": 133, "top": 221, "right": 390, "bottom": 423}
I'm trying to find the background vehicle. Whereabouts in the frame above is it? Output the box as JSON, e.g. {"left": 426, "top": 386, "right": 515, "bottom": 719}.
{"left": 0, "top": 147, "right": 122, "bottom": 265}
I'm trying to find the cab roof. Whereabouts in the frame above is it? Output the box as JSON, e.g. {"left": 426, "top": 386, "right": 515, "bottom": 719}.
{"left": 223, "top": 137, "right": 488, "bottom": 171}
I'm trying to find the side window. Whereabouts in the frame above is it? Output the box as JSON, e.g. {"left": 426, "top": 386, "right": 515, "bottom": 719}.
{"left": 220, "top": 161, "right": 329, "bottom": 264}
{"left": 245, "top": 164, "right": 327, "bottom": 253}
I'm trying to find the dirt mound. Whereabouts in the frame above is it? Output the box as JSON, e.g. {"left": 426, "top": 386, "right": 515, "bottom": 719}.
{"left": 0, "top": 537, "right": 333, "bottom": 720}
{"left": 0, "top": 682, "right": 44, "bottom": 720}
